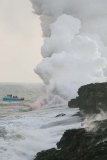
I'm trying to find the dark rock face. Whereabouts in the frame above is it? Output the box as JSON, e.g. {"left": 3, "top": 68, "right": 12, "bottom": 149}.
{"left": 35, "top": 148, "right": 61, "bottom": 160}
{"left": 34, "top": 120, "right": 107, "bottom": 160}
{"left": 68, "top": 82, "right": 107, "bottom": 114}
{"left": 68, "top": 98, "right": 79, "bottom": 108}
{"left": 33, "top": 82, "right": 107, "bottom": 160}
{"left": 55, "top": 113, "right": 66, "bottom": 117}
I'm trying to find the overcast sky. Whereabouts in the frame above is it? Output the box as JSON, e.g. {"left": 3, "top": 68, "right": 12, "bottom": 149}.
{"left": 0, "top": 0, "right": 43, "bottom": 83}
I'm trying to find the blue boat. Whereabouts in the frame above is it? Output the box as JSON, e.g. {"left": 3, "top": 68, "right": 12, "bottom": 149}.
{"left": 3, "top": 95, "right": 24, "bottom": 101}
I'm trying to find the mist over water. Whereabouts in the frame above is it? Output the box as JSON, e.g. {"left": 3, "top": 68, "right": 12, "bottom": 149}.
{"left": 30, "top": 0, "right": 107, "bottom": 102}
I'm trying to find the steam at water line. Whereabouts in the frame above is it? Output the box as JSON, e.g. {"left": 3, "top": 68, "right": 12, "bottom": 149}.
{"left": 30, "top": 0, "right": 107, "bottom": 102}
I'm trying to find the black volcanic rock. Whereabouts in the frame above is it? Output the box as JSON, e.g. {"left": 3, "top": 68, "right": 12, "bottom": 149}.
{"left": 33, "top": 82, "right": 107, "bottom": 160}
{"left": 68, "top": 82, "right": 107, "bottom": 114}
{"left": 35, "top": 148, "right": 62, "bottom": 160}
{"left": 34, "top": 119, "right": 107, "bottom": 160}
{"left": 55, "top": 113, "right": 66, "bottom": 117}
{"left": 68, "top": 98, "right": 79, "bottom": 108}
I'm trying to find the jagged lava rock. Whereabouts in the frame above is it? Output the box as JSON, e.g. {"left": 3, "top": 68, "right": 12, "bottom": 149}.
{"left": 34, "top": 119, "right": 107, "bottom": 160}
{"left": 55, "top": 113, "right": 66, "bottom": 117}
{"left": 33, "top": 83, "right": 107, "bottom": 160}
{"left": 68, "top": 82, "right": 107, "bottom": 114}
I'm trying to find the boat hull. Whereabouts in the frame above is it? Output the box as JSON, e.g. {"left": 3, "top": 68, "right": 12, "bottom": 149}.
{"left": 3, "top": 97, "right": 24, "bottom": 101}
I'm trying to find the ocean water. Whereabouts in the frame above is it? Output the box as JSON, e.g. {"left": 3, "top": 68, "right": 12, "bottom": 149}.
{"left": 0, "top": 83, "right": 81, "bottom": 160}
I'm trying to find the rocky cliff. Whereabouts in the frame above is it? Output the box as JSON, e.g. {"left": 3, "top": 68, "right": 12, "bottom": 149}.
{"left": 68, "top": 82, "right": 107, "bottom": 114}
{"left": 34, "top": 119, "right": 107, "bottom": 160}
{"left": 34, "top": 82, "right": 107, "bottom": 160}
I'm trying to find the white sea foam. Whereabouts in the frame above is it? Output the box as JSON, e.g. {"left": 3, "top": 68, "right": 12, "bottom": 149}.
{"left": 0, "top": 106, "right": 81, "bottom": 160}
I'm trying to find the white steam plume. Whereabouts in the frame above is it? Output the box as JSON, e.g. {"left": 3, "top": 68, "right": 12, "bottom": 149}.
{"left": 30, "top": 0, "right": 107, "bottom": 44}
{"left": 30, "top": 0, "right": 107, "bottom": 102}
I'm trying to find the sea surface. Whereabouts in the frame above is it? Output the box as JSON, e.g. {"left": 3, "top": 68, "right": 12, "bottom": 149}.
{"left": 0, "top": 83, "right": 81, "bottom": 160}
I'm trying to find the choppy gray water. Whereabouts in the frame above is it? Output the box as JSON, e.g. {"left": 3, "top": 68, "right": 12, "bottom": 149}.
{"left": 0, "top": 83, "right": 81, "bottom": 160}
{"left": 0, "top": 83, "right": 44, "bottom": 117}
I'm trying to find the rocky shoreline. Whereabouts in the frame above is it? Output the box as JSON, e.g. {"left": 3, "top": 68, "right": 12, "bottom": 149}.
{"left": 34, "top": 82, "right": 107, "bottom": 160}
{"left": 68, "top": 82, "right": 107, "bottom": 114}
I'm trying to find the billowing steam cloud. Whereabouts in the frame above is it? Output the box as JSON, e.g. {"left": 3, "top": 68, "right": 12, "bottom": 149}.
{"left": 30, "top": 0, "right": 107, "bottom": 102}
